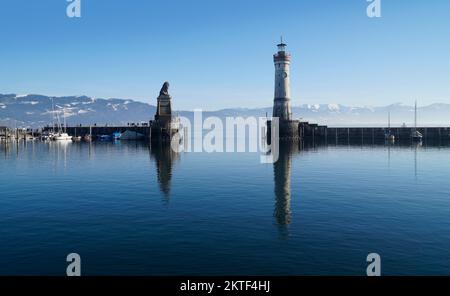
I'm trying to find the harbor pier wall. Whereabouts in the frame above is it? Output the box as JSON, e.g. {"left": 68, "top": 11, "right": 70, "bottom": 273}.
{"left": 301, "top": 124, "right": 450, "bottom": 143}
{"left": 36, "top": 124, "right": 450, "bottom": 143}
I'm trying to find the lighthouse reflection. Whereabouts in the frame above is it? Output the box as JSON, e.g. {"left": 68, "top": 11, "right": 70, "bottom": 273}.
{"left": 149, "top": 141, "right": 179, "bottom": 201}
{"left": 273, "top": 140, "right": 300, "bottom": 235}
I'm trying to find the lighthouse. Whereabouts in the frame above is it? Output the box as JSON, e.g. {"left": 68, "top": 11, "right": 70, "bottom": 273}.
{"left": 273, "top": 38, "right": 292, "bottom": 121}
{"left": 270, "top": 38, "right": 300, "bottom": 139}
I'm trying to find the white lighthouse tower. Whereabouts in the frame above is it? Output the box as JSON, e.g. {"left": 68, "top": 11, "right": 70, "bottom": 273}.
{"left": 270, "top": 38, "right": 299, "bottom": 139}
{"left": 273, "top": 37, "right": 292, "bottom": 121}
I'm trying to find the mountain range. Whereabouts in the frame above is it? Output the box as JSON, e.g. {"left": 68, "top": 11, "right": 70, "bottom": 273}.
{"left": 1, "top": 94, "right": 450, "bottom": 128}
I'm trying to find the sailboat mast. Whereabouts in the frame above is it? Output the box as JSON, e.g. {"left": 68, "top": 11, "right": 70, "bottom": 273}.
{"left": 388, "top": 111, "right": 391, "bottom": 129}
{"left": 63, "top": 109, "right": 66, "bottom": 133}
{"left": 414, "top": 100, "right": 417, "bottom": 131}
{"left": 55, "top": 107, "right": 62, "bottom": 134}
{"left": 51, "top": 98, "right": 55, "bottom": 132}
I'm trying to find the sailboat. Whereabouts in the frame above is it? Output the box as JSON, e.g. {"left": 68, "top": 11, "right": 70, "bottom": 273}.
{"left": 385, "top": 111, "right": 395, "bottom": 142}
{"left": 53, "top": 106, "right": 72, "bottom": 141}
{"left": 411, "top": 101, "right": 423, "bottom": 142}
{"left": 42, "top": 98, "right": 58, "bottom": 141}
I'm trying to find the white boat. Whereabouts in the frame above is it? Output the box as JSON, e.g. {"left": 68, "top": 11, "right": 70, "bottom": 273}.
{"left": 52, "top": 102, "right": 72, "bottom": 141}
{"left": 53, "top": 132, "right": 72, "bottom": 141}
{"left": 40, "top": 131, "right": 55, "bottom": 141}
{"left": 412, "top": 130, "right": 423, "bottom": 142}
{"left": 385, "top": 134, "right": 395, "bottom": 142}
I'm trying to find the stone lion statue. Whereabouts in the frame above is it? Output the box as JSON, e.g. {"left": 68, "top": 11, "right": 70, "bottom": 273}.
{"left": 159, "top": 81, "right": 170, "bottom": 96}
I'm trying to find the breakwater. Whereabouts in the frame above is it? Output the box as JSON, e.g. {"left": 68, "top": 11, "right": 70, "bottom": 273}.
{"left": 300, "top": 123, "right": 450, "bottom": 143}
{"left": 30, "top": 124, "right": 450, "bottom": 144}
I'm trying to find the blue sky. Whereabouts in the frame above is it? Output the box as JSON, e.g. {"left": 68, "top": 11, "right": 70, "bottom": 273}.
{"left": 0, "top": 0, "right": 449, "bottom": 110}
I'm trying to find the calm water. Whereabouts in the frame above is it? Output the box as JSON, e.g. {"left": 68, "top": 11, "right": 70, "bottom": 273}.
{"left": 1, "top": 140, "right": 450, "bottom": 275}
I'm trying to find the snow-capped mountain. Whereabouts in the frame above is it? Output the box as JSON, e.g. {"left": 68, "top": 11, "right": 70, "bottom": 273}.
{"left": 1, "top": 94, "right": 450, "bottom": 128}
{"left": 0, "top": 94, "right": 155, "bottom": 128}
{"left": 293, "top": 103, "right": 450, "bottom": 126}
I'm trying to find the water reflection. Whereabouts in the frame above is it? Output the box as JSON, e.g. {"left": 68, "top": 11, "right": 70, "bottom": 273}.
{"left": 149, "top": 142, "right": 179, "bottom": 200}
{"left": 273, "top": 141, "right": 301, "bottom": 235}
{"left": 270, "top": 138, "right": 449, "bottom": 236}
{"left": 413, "top": 141, "right": 422, "bottom": 179}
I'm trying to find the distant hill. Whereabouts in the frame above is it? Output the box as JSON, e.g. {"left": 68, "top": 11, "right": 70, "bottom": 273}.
{"left": 1, "top": 94, "right": 450, "bottom": 128}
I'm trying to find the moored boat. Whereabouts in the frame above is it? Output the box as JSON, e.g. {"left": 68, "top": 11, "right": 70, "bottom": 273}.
{"left": 412, "top": 130, "right": 423, "bottom": 142}
{"left": 385, "top": 111, "right": 395, "bottom": 142}
{"left": 385, "top": 134, "right": 395, "bottom": 142}
{"left": 53, "top": 132, "right": 72, "bottom": 141}
{"left": 112, "top": 132, "right": 122, "bottom": 140}
{"left": 99, "top": 135, "right": 112, "bottom": 141}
